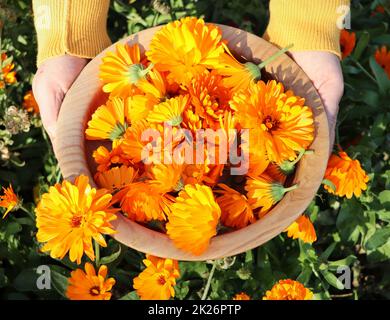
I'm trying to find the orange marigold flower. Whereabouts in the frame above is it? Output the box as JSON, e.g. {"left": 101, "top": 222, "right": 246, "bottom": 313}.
{"left": 35, "top": 175, "right": 118, "bottom": 264}
{"left": 99, "top": 43, "right": 147, "bottom": 98}
{"left": 1, "top": 53, "right": 17, "bottom": 88}
{"left": 264, "top": 163, "right": 287, "bottom": 184}
{"left": 133, "top": 254, "right": 180, "bottom": 300}
{"left": 285, "top": 214, "right": 317, "bottom": 244}
{"left": 215, "top": 184, "right": 256, "bottom": 229}
{"left": 86, "top": 97, "right": 131, "bottom": 141}
{"left": 114, "top": 182, "right": 171, "bottom": 222}
{"left": 22, "top": 90, "right": 39, "bottom": 114}
{"left": 166, "top": 184, "right": 221, "bottom": 255}
{"left": 146, "top": 162, "right": 184, "bottom": 193}
{"left": 263, "top": 279, "right": 313, "bottom": 300}
{"left": 245, "top": 174, "right": 298, "bottom": 214}
{"left": 92, "top": 142, "right": 132, "bottom": 173}
{"left": 95, "top": 165, "right": 138, "bottom": 192}
{"left": 0, "top": 184, "right": 19, "bottom": 219}
{"left": 146, "top": 17, "right": 225, "bottom": 84}
{"left": 233, "top": 292, "right": 251, "bottom": 300}
{"left": 324, "top": 151, "right": 369, "bottom": 199}
{"left": 230, "top": 80, "right": 315, "bottom": 164}
{"left": 243, "top": 128, "right": 269, "bottom": 177}
{"left": 375, "top": 46, "right": 390, "bottom": 79}
{"left": 340, "top": 29, "right": 356, "bottom": 60}
{"left": 147, "top": 95, "right": 189, "bottom": 126}
{"left": 66, "top": 263, "right": 115, "bottom": 300}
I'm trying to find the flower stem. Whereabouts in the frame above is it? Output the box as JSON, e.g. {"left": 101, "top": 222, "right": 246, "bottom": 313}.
{"left": 284, "top": 184, "right": 299, "bottom": 193}
{"left": 201, "top": 260, "right": 217, "bottom": 300}
{"left": 258, "top": 44, "right": 294, "bottom": 70}
{"left": 94, "top": 240, "right": 100, "bottom": 267}
{"left": 352, "top": 59, "right": 377, "bottom": 83}
{"left": 291, "top": 149, "right": 314, "bottom": 166}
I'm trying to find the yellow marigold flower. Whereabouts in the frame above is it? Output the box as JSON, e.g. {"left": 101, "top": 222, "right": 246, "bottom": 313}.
{"left": 285, "top": 215, "right": 317, "bottom": 244}
{"left": 230, "top": 80, "right": 315, "bottom": 164}
{"left": 263, "top": 279, "right": 313, "bottom": 300}
{"left": 146, "top": 162, "right": 184, "bottom": 193}
{"left": 66, "top": 263, "right": 115, "bottom": 300}
{"left": 215, "top": 184, "right": 256, "bottom": 229}
{"left": 0, "top": 184, "right": 19, "bottom": 219}
{"left": 35, "top": 175, "right": 118, "bottom": 264}
{"left": 324, "top": 151, "right": 369, "bottom": 199}
{"left": 99, "top": 43, "right": 147, "bottom": 97}
{"left": 1, "top": 53, "right": 17, "bottom": 88}
{"left": 86, "top": 97, "right": 131, "bottom": 141}
{"left": 375, "top": 46, "right": 390, "bottom": 79}
{"left": 95, "top": 165, "right": 138, "bottom": 192}
{"left": 147, "top": 95, "right": 189, "bottom": 126}
{"left": 92, "top": 141, "right": 132, "bottom": 173}
{"left": 133, "top": 254, "right": 180, "bottom": 300}
{"left": 245, "top": 174, "right": 298, "bottom": 214}
{"left": 233, "top": 292, "right": 251, "bottom": 300}
{"left": 166, "top": 184, "right": 221, "bottom": 255}
{"left": 22, "top": 90, "right": 39, "bottom": 114}
{"left": 146, "top": 17, "right": 225, "bottom": 84}
{"left": 114, "top": 182, "right": 171, "bottom": 222}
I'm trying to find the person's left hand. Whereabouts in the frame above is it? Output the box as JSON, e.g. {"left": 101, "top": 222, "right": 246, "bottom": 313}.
{"left": 290, "top": 51, "right": 344, "bottom": 155}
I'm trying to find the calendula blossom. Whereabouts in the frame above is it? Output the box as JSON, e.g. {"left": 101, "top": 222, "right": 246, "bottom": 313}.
{"left": 263, "top": 279, "right": 313, "bottom": 300}
{"left": 340, "top": 29, "right": 356, "bottom": 60}
{"left": 133, "top": 255, "right": 180, "bottom": 300}
{"left": 92, "top": 142, "right": 132, "bottom": 173}
{"left": 375, "top": 46, "right": 390, "bottom": 78}
{"left": 22, "top": 90, "right": 39, "bottom": 114}
{"left": 147, "top": 95, "right": 189, "bottom": 126}
{"left": 66, "top": 263, "right": 115, "bottom": 300}
{"left": 1, "top": 53, "right": 17, "bottom": 88}
{"left": 95, "top": 165, "right": 138, "bottom": 192}
{"left": 35, "top": 175, "right": 118, "bottom": 264}
{"left": 0, "top": 184, "right": 19, "bottom": 219}
{"left": 285, "top": 215, "right": 317, "bottom": 244}
{"left": 233, "top": 292, "right": 251, "bottom": 300}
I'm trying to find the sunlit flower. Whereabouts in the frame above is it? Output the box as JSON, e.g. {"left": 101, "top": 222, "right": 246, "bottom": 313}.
{"left": 0, "top": 184, "right": 19, "bottom": 219}
{"left": 264, "top": 163, "right": 287, "bottom": 184}
{"left": 230, "top": 80, "right": 315, "bottom": 164}
{"left": 86, "top": 97, "right": 131, "bottom": 141}
{"left": 92, "top": 142, "right": 132, "bottom": 173}
{"left": 95, "top": 165, "right": 138, "bottom": 192}
{"left": 340, "top": 29, "right": 356, "bottom": 60}
{"left": 99, "top": 43, "right": 147, "bottom": 97}
{"left": 285, "top": 214, "right": 317, "bottom": 243}
{"left": 146, "top": 17, "right": 225, "bottom": 84}
{"left": 166, "top": 184, "right": 221, "bottom": 255}
{"left": 324, "top": 151, "right": 369, "bottom": 199}
{"left": 233, "top": 292, "right": 251, "bottom": 300}
{"left": 215, "top": 184, "right": 255, "bottom": 229}
{"left": 263, "top": 279, "right": 313, "bottom": 300}
{"left": 243, "top": 128, "right": 269, "bottom": 177}
{"left": 133, "top": 254, "right": 180, "bottom": 300}
{"left": 66, "top": 263, "right": 115, "bottom": 300}
{"left": 22, "top": 90, "right": 39, "bottom": 114}
{"left": 245, "top": 174, "right": 298, "bottom": 214}
{"left": 147, "top": 95, "right": 189, "bottom": 126}
{"left": 146, "top": 162, "right": 184, "bottom": 193}
{"left": 375, "top": 46, "right": 390, "bottom": 79}
{"left": 35, "top": 175, "right": 118, "bottom": 264}
{"left": 1, "top": 53, "right": 17, "bottom": 88}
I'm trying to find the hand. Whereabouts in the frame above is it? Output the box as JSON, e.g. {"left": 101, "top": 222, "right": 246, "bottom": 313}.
{"left": 290, "top": 51, "right": 344, "bottom": 155}
{"left": 33, "top": 55, "right": 88, "bottom": 146}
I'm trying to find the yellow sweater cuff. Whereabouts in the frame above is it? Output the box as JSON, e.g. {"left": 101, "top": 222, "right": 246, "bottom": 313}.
{"left": 264, "top": 0, "right": 350, "bottom": 58}
{"left": 33, "top": 0, "right": 111, "bottom": 66}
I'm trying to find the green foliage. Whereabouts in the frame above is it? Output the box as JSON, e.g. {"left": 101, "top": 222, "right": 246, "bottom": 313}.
{"left": 0, "top": 0, "right": 389, "bottom": 300}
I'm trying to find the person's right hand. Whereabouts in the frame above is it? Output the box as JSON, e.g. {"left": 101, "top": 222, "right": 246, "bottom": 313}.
{"left": 33, "top": 55, "right": 88, "bottom": 145}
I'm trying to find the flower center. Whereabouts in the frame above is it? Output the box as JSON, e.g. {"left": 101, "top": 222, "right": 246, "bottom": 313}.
{"left": 157, "top": 274, "right": 166, "bottom": 286}
{"left": 263, "top": 116, "right": 279, "bottom": 131}
{"left": 71, "top": 215, "right": 83, "bottom": 228}
{"left": 89, "top": 286, "right": 101, "bottom": 296}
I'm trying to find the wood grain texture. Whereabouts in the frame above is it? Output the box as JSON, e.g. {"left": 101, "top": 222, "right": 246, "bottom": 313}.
{"left": 55, "top": 25, "right": 329, "bottom": 261}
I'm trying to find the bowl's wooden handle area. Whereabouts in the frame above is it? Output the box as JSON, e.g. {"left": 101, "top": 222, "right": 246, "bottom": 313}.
{"left": 56, "top": 25, "right": 329, "bottom": 261}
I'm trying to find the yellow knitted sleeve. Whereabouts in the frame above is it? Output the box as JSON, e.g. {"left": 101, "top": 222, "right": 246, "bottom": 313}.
{"left": 33, "top": 0, "right": 111, "bottom": 66}
{"left": 264, "top": 0, "right": 351, "bottom": 58}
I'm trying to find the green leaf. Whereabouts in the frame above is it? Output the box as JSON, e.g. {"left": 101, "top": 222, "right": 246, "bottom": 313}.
{"left": 100, "top": 245, "right": 122, "bottom": 265}
{"left": 328, "top": 255, "right": 357, "bottom": 271}
{"left": 119, "top": 291, "right": 139, "bottom": 300}
{"left": 353, "top": 31, "right": 370, "bottom": 60}
{"left": 5, "top": 222, "right": 22, "bottom": 237}
{"left": 321, "top": 270, "right": 344, "bottom": 290}
{"left": 369, "top": 55, "right": 390, "bottom": 95}
{"left": 13, "top": 268, "right": 40, "bottom": 292}
{"left": 378, "top": 190, "right": 390, "bottom": 210}
{"left": 319, "top": 243, "right": 337, "bottom": 261}
{"left": 51, "top": 270, "right": 69, "bottom": 298}
{"left": 365, "top": 226, "right": 390, "bottom": 250}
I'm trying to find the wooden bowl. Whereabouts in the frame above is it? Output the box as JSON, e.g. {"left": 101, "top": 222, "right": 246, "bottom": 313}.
{"left": 55, "top": 25, "right": 329, "bottom": 261}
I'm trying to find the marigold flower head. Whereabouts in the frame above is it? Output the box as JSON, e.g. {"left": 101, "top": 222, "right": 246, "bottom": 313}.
{"left": 245, "top": 174, "right": 298, "bottom": 214}
{"left": 99, "top": 43, "right": 146, "bottom": 98}
{"left": 22, "top": 90, "right": 39, "bottom": 114}
{"left": 95, "top": 165, "right": 138, "bottom": 192}
{"left": 35, "top": 175, "right": 118, "bottom": 264}
{"left": 146, "top": 17, "right": 225, "bottom": 84}
{"left": 66, "top": 263, "right": 115, "bottom": 300}
{"left": 263, "top": 279, "right": 313, "bottom": 300}
{"left": 147, "top": 95, "right": 189, "bottom": 126}
{"left": 1, "top": 53, "right": 16, "bottom": 88}
{"left": 340, "top": 29, "right": 356, "bottom": 60}
{"left": 230, "top": 80, "right": 315, "bottom": 164}
{"left": 324, "top": 151, "right": 369, "bottom": 199}
{"left": 133, "top": 255, "right": 180, "bottom": 300}
{"left": 215, "top": 184, "right": 255, "bottom": 229}
{"left": 264, "top": 163, "right": 287, "bottom": 184}
{"left": 243, "top": 128, "right": 269, "bottom": 177}
{"left": 166, "top": 184, "right": 221, "bottom": 255}
{"left": 233, "top": 292, "right": 251, "bottom": 300}
{"left": 285, "top": 215, "right": 317, "bottom": 244}
{"left": 146, "top": 162, "right": 184, "bottom": 193}
{"left": 0, "top": 184, "right": 19, "bottom": 219}
{"left": 375, "top": 46, "right": 390, "bottom": 79}
{"left": 92, "top": 142, "right": 132, "bottom": 173}
{"left": 86, "top": 97, "right": 131, "bottom": 141}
